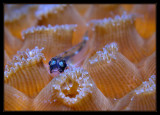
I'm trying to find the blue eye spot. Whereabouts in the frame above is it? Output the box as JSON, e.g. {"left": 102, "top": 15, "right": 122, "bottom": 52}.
{"left": 51, "top": 60, "right": 56, "bottom": 65}
{"left": 59, "top": 61, "right": 64, "bottom": 67}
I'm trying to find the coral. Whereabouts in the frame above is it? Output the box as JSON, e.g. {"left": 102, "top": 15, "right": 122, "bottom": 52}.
{"left": 4, "top": 4, "right": 156, "bottom": 111}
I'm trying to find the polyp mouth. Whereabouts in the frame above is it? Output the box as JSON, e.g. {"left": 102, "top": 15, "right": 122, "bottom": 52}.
{"left": 60, "top": 77, "right": 79, "bottom": 98}
{"left": 52, "top": 67, "right": 93, "bottom": 105}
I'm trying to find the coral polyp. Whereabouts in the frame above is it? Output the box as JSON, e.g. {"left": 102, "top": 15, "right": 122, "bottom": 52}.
{"left": 4, "top": 4, "right": 156, "bottom": 111}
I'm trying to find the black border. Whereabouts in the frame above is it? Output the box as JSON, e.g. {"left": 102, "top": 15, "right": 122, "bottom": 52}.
{"left": 1, "top": 0, "right": 159, "bottom": 113}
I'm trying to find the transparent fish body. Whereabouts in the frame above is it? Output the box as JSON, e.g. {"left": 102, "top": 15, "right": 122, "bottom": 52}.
{"left": 49, "top": 32, "right": 89, "bottom": 73}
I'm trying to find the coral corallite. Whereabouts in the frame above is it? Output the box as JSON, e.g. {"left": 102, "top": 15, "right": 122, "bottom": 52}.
{"left": 4, "top": 4, "right": 156, "bottom": 111}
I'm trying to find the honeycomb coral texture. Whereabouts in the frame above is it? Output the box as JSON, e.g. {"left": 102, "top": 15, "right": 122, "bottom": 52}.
{"left": 4, "top": 4, "right": 156, "bottom": 111}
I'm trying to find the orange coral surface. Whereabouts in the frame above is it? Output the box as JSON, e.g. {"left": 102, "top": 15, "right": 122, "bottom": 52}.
{"left": 4, "top": 4, "right": 156, "bottom": 111}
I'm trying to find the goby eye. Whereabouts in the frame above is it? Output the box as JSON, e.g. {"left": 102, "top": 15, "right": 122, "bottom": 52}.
{"left": 59, "top": 61, "right": 64, "bottom": 67}
{"left": 51, "top": 60, "right": 56, "bottom": 65}
{"left": 49, "top": 58, "right": 57, "bottom": 66}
